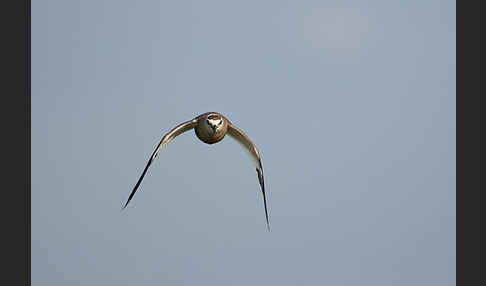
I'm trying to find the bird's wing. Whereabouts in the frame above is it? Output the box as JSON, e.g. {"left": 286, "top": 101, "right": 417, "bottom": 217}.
{"left": 122, "top": 118, "right": 198, "bottom": 209}
{"left": 226, "top": 123, "right": 270, "bottom": 231}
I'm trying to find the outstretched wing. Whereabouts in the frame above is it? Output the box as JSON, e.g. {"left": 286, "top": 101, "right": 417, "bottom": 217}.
{"left": 122, "top": 118, "right": 198, "bottom": 209}
{"left": 227, "top": 123, "right": 270, "bottom": 231}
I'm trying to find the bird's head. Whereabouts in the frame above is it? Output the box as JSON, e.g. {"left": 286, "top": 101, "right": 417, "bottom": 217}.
{"left": 205, "top": 114, "right": 224, "bottom": 133}
{"left": 195, "top": 112, "right": 229, "bottom": 144}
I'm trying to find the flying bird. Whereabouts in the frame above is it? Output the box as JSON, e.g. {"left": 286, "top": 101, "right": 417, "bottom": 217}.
{"left": 122, "top": 112, "right": 270, "bottom": 231}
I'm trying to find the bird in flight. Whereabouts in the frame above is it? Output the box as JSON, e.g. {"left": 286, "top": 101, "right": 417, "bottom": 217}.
{"left": 122, "top": 112, "right": 270, "bottom": 231}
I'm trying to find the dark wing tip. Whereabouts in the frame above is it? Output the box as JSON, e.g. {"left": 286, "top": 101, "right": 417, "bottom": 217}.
{"left": 121, "top": 195, "right": 133, "bottom": 211}
{"left": 256, "top": 167, "right": 270, "bottom": 232}
{"left": 265, "top": 211, "right": 270, "bottom": 232}
{"left": 121, "top": 200, "right": 129, "bottom": 210}
{"left": 121, "top": 157, "right": 154, "bottom": 211}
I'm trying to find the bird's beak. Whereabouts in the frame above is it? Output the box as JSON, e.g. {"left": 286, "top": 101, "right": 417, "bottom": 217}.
{"left": 210, "top": 125, "right": 217, "bottom": 132}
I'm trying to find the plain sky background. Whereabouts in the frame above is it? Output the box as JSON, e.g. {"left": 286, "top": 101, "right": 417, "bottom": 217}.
{"left": 32, "top": 0, "right": 456, "bottom": 285}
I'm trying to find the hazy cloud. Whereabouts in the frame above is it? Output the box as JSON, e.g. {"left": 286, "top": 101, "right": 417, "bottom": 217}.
{"left": 302, "top": 8, "right": 369, "bottom": 53}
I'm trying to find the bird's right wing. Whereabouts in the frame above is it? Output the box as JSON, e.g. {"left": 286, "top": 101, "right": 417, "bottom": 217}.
{"left": 122, "top": 118, "right": 198, "bottom": 209}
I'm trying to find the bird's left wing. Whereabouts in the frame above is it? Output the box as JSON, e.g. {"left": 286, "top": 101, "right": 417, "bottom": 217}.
{"left": 227, "top": 123, "right": 270, "bottom": 231}
{"left": 122, "top": 118, "right": 198, "bottom": 209}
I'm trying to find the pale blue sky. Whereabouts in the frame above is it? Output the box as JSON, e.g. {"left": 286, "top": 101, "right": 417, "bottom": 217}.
{"left": 32, "top": 0, "right": 455, "bottom": 285}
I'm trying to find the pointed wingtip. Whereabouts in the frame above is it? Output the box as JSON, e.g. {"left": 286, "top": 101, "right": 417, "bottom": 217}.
{"left": 265, "top": 212, "right": 270, "bottom": 232}
{"left": 121, "top": 201, "right": 129, "bottom": 211}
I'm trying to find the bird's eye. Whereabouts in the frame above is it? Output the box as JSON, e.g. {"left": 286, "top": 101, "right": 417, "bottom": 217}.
{"left": 218, "top": 120, "right": 222, "bottom": 125}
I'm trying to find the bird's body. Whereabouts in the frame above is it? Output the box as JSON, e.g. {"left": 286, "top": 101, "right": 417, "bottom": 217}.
{"left": 194, "top": 112, "right": 229, "bottom": 144}
{"left": 123, "top": 112, "right": 270, "bottom": 230}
